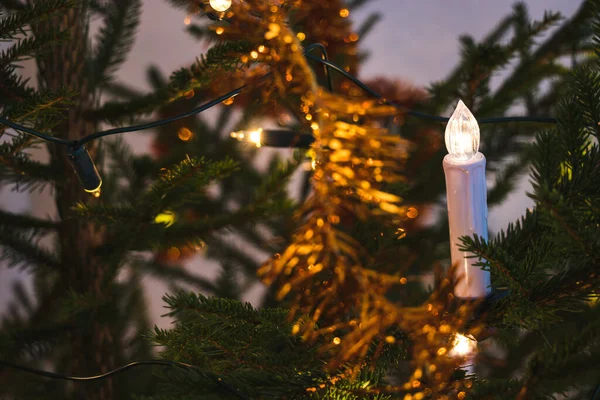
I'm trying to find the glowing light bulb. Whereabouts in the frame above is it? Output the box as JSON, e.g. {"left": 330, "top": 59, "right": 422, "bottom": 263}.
{"left": 183, "top": 15, "right": 192, "bottom": 25}
{"left": 445, "top": 100, "right": 480, "bottom": 162}
{"left": 449, "top": 333, "right": 477, "bottom": 358}
{"left": 231, "top": 128, "right": 262, "bottom": 148}
{"left": 209, "top": 0, "right": 232, "bottom": 12}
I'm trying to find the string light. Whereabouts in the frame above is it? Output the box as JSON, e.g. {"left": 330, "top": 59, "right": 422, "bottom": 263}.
{"left": 448, "top": 333, "right": 477, "bottom": 358}
{"left": 66, "top": 146, "right": 102, "bottom": 197}
{"left": 154, "top": 211, "right": 177, "bottom": 227}
{"left": 0, "top": 43, "right": 557, "bottom": 194}
{"left": 209, "top": 0, "right": 232, "bottom": 12}
{"left": 231, "top": 128, "right": 262, "bottom": 147}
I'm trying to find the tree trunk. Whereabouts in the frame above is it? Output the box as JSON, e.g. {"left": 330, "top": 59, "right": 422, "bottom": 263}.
{"left": 33, "top": 7, "right": 114, "bottom": 400}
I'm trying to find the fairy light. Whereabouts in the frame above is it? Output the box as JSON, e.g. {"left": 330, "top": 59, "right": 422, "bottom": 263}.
{"left": 177, "top": 127, "right": 193, "bottom": 141}
{"left": 183, "top": 15, "right": 192, "bottom": 25}
{"left": 209, "top": 0, "right": 232, "bottom": 12}
{"left": 449, "top": 333, "right": 477, "bottom": 358}
{"left": 231, "top": 128, "right": 262, "bottom": 147}
{"left": 154, "top": 211, "right": 177, "bottom": 227}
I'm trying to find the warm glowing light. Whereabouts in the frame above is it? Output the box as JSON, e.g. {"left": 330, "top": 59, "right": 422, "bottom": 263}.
{"left": 231, "top": 128, "right": 262, "bottom": 147}
{"left": 250, "top": 50, "right": 259, "bottom": 59}
{"left": 84, "top": 181, "right": 102, "bottom": 197}
{"left": 209, "top": 0, "right": 232, "bottom": 12}
{"left": 296, "top": 32, "right": 306, "bottom": 41}
{"left": 183, "top": 16, "right": 192, "bottom": 25}
{"left": 154, "top": 211, "right": 177, "bottom": 227}
{"left": 166, "top": 247, "right": 181, "bottom": 261}
{"left": 215, "top": 27, "right": 224, "bottom": 35}
{"left": 332, "top": 337, "right": 341, "bottom": 345}
{"left": 339, "top": 8, "right": 350, "bottom": 17}
{"left": 406, "top": 207, "right": 419, "bottom": 219}
{"left": 449, "top": 333, "right": 477, "bottom": 358}
{"left": 445, "top": 100, "right": 480, "bottom": 162}
{"left": 178, "top": 127, "right": 193, "bottom": 141}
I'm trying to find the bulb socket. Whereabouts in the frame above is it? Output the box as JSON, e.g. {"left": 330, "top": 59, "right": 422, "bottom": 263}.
{"left": 261, "top": 130, "right": 315, "bottom": 148}
{"left": 66, "top": 145, "right": 102, "bottom": 193}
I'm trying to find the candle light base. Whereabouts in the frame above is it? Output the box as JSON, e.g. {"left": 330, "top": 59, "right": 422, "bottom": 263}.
{"left": 443, "top": 152, "right": 491, "bottom": 299}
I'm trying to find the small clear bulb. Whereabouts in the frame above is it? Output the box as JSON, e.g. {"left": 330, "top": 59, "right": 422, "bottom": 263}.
{"left": 231, "top": 128, "right": 262, "bottom": 148}
{"left": 209, "top": 0, "right": 232, "bottom": 12}
{"left": 445, "top": 100, "right": 480, "bottom": 162}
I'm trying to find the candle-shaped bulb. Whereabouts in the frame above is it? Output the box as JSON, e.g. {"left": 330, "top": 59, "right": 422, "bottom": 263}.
{"left": 209, "top": 0, "right": 232, "bottom": 12}
{"left": 445, "top": 100, "right": 480, "bottom": 162}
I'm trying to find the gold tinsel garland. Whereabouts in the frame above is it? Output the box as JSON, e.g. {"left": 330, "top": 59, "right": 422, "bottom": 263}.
{"left": 206, "top": 0, "right": 481, "bottom": 397}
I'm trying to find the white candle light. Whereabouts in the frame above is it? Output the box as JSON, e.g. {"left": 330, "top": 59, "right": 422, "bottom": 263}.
{"left": 443, "top": 100, "right": 490, "bottom": 299}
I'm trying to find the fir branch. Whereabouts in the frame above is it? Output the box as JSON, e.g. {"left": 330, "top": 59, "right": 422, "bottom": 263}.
{"left": 0, "top": 228, "right": 60, "bottom": 271}
{"left": 143, "top": 156, "right": 239, "bottom": 210}
{"left": 3, "top": 86, "right": 74, "bottom": 124}
{"left": 131, "top": 258, "right": 218, "bottom": 293}
{"left": 89, "top": 0, "right": 141, "bottom": 88}
{"left": 459, "top": 235, "right": 529, "bottom": 298}
{"left": 0, "top": 64, "right": 33, "bottom": 103}
{"left": 0, "top": 30, "right": 69, "bottom": 64}
{"left": 573, "top": 66, "right": 600, "bottom": 139}
{"left": 0, "top": 210, "right": 58, "bottom": 231}
{"left": 89, "top": 41, "right": 254, "bottom": 123}
{"left": 72, "top": 202, "right": 140, "bottom": 224}
{"left": 0, "top": 138, "right": 59, "bottom": 191}
{"left": 0, "top": 0, "right": 77, "bottom": 38}
{"left": 487, "top": 150, "right": 531, "bottom": 207}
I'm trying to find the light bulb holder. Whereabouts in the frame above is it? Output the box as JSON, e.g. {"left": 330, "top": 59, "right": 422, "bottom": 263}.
{"left": 66, "top": 145, "right": 102, "bottom": 193}
{"left": 261, "top": 130, "right": 315, "bottom": 148}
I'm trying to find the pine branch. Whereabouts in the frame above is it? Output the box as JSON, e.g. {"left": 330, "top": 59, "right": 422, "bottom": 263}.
{"left": 0, "top": 137, "right": 60, "bottom": 191}
{"left": 131, "top": 258, "right": 218, "bottom": 293}
{"left": 0, "top": 0, "right": 77, "bottom": 38}
{"left": 143, "top": 156, "right": 239, "bottom": 210}
{"left": 89, "top": 41, "right": 254, "bottom": 123}
{"left": 0, "top": 30, "right": 68, "bottom": 64}
{"left": 573, "top": 66, "right": 600, "bottom": 139}
{"left": 0, "top": 210, "right": 58, "bottom": 231}
{"left": 0, "top": 228, "right": 60, "bottom": 271}
{"left": 2, "top": 86, "right": 74, "bottom": 124}
{"left": 89, "top": 0, "right": 141, "bottom": 88}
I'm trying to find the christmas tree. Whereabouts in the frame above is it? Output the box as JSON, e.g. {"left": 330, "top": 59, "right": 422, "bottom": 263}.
{"left": 1, "top": 0, "right": 599, "bottom": 399}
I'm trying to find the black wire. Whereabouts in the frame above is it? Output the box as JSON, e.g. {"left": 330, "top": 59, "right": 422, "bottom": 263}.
{"left": 78, "top": 43, "right": 331, "bottom": 146}
{"left": 0, "top": 43, "right": 557, "bottom": 150}
{"left": 306, "top": 43, "right": 334, "bottom": 92}
{"left": 0, "top": 359, "right": 250, "bottom": 399}
{"left": 304, "top": 54, "right": 558, "bottom": 125}
{"left": 77, "top": 83, "right": 250, "bottom": 146}
{"left": 0, "top": 117, "right": 73, "bottom": 146}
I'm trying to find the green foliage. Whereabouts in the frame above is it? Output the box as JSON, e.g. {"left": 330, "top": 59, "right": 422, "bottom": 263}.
{"left": 89, "top": 0, "right": 142, "bottom": 89}
{"left": 142, "top": 292, "right": 399, "bottom": 400}
{"left": 144, "top": 292, "right": 324, "bottom": 399}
